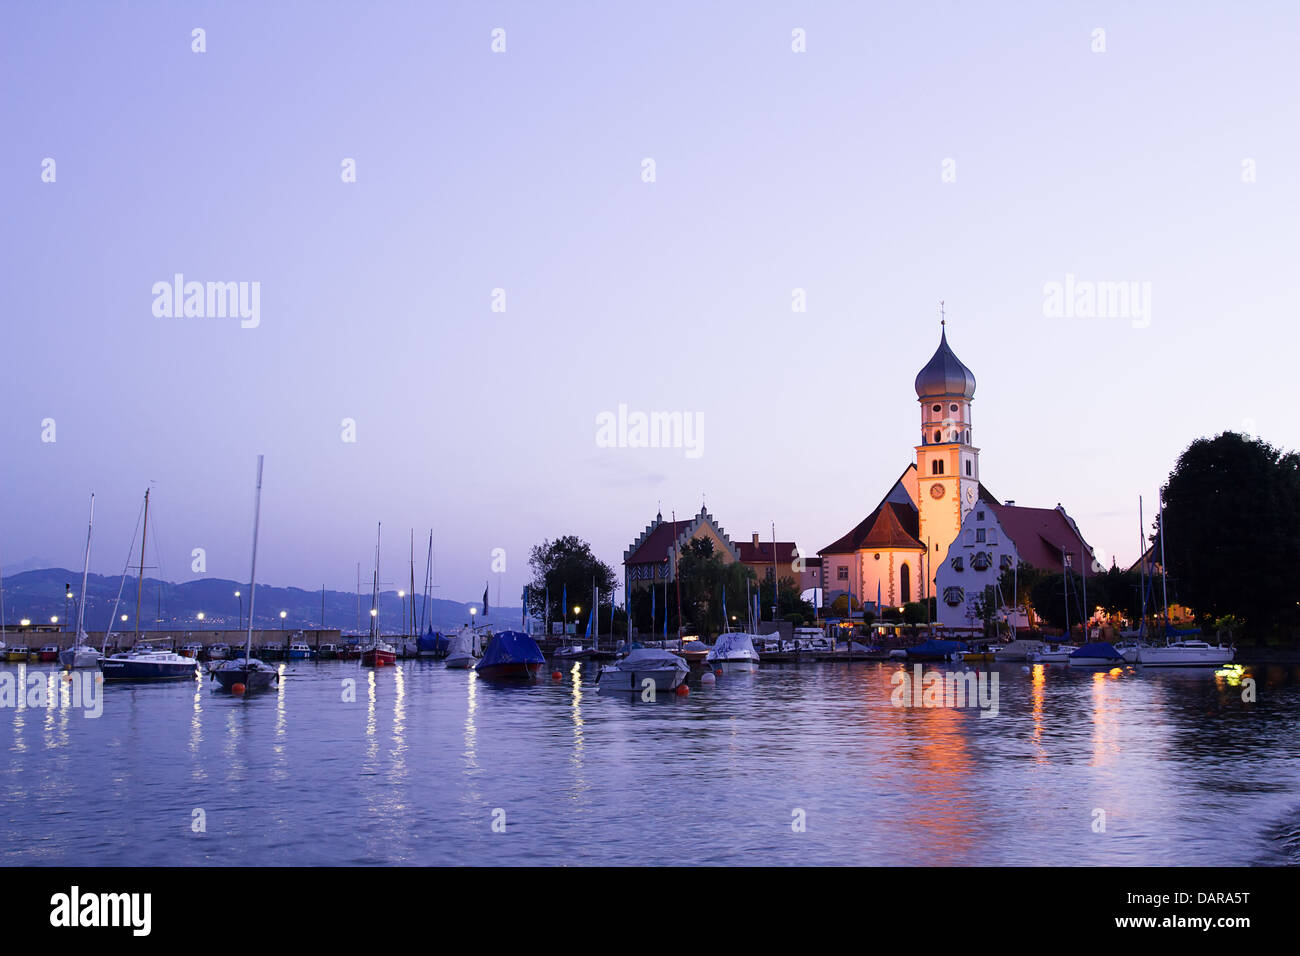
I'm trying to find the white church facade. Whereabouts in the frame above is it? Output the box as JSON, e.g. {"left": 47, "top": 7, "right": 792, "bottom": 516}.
{"left": 819, "top": 322, "right": 1096, "bottom": 631}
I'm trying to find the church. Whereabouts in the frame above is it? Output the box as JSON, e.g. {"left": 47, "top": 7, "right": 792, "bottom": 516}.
{"left": 818, "top": 322, "right": 1096, "bottom": 631}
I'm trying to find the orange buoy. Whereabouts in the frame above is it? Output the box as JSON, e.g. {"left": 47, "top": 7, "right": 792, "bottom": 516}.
{"left": 551, "top": 670, "right": 562, "bottom": 680}
{"left": 231, "top": 682, "right": 246, "bottom": 696}
{"left": 714, "top": 668, "right": 723, "bottom": 677}
{"left": 675, "top": 684, "right": 689, "bottom": 696}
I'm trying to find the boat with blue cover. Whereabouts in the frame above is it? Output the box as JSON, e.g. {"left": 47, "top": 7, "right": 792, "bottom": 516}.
{"left": 417, "top": 626, "right": 448, "bottom": 659}
{"left": 905, "top": 638, "right": 968, "bottom": 662}
{"left": 475, "top": 630, "right": 546, "bottom": 680}
{"left": 1067, "top": 641, "right": 1124, "bottom": 667}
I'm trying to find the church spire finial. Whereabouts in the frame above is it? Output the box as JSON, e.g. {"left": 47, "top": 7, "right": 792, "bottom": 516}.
{"left": 939, "top": 299, "right": 945, "bottom": 328}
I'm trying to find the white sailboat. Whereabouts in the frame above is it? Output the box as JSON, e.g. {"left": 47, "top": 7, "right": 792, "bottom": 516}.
{"left": 60, "top": 494, "right": 102, "bottom": 669}
{"left": 444, "top": 624, "right": 480, "bottom": 669}
{"left": 1135, "top": 497, "right": 1234, "bottom": 668}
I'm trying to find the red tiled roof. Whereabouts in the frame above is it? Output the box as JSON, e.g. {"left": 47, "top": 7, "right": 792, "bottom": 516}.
{"left": 985, "top": 500, "right": 1094, "bottom": 573}
{"left": 625, "top": 519, "right": 689, "bottom": 565}
{"left": 821, "top": 501, "right": 924, "bottom": 554}
{"left": 736, "top": 541, "right": 799, "bottom": 565}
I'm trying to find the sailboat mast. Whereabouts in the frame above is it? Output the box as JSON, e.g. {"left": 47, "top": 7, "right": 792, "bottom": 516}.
{"left": 244, "top": 456, "right": 264, "bottom": 661}
{"left": 75, "top": 494, "right": 94, "bottom": 640}
{"left": 135, "top": 488, "right": 150, "bottom": 643}
{"left": 1138, "top": 496, "right": 1147, "bottom": 639}
{"left": 1158, "top": 495, "right": 1170, "bottom": 634}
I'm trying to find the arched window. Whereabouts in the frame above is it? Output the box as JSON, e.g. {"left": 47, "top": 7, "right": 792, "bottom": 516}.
{"left": 900, "top": 563, "right": 911, "bottom": 603}
{"left": 931, "top": 460, "right": 944, "bottom": 475}
{"left": 933, "top": 429, "right": 941, "bottom": 443}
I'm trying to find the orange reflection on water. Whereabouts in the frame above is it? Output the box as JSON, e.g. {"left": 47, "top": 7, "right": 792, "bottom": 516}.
{"left": 1089, "top": 668, "right": 1122, "bottom": 767}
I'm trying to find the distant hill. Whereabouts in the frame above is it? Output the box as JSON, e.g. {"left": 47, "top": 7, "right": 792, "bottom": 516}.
{"left": 0, "top": 568, "right": 521, "bottom": 635}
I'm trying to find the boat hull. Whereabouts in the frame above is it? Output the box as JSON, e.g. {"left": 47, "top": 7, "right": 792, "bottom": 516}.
{"left": 100, "top": 658, "right": 198, "bottom": 682}
{"left": 1137, "top": 646, "right": 1234, "bottom": 668}
{"left": 1067, "top": 657, "right": 1123, "bottom": 668}
{"left": 59, "top": 647, "right": 102, "bottom": 669}
{"left": 211, "top": 666, "right": 277, "bottom": 693}
{"left": 597, "top": 667, "right": 686, "bottom": 692}
{"left": 475, "top": 661, "right": 542, "bottom": 681}
{"left": 361, "top": 648, "right": 396, "bottom": 667}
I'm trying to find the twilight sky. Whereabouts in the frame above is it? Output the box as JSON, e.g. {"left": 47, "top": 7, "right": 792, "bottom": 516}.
{"left": 2, "top": 1, "right": 1297, "bottom": 604}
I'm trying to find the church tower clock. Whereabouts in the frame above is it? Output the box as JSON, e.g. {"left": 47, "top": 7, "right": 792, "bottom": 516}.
{"left": 913, "top": 320, "right": 980, "bottom": 589}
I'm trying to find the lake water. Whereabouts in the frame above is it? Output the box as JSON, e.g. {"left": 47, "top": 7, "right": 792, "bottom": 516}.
{"left": 3, "top": 658, "right": 1298, "bottom": 866}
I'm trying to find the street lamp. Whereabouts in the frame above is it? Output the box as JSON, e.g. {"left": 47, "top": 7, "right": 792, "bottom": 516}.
{"left": 573, "top": 605, "right": 580, "bottom": 634}
{"left": 50, "top": 615, "right": 58, "bottom": 626}
{"left": 196, "top": 611, "right": 205, "bottom": 632}
{"left": 279, "top": 610, "right": 287, "bottom": 632}
{"left": 235, "top": 590, "right": 242, "bottom": 631}
{"left": 20, "top": 619, "right": 30, "bottom": 628}
{"left": 64, "top": 585, "right": 72, "bottom": 632}
{"left": 398, "top": 590, "right": 406, "bottom": 638}
{"left": 470, "top": 606, "right": 477, "bottom": 628}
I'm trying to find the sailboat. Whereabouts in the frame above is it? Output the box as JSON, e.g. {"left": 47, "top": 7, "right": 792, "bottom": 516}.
{"left": 212, "top": 456, "right": 278, "bottom": 694}
{"left": 1135, "top": 497, "right": 1234, "bottom": 668}
{"left": 360, "top": 523, "right": 396, "bottom": 667}
{"left": 99, "top": 488, "right": 199, "bottom": 683}
{"left": 443, "top": 624, "right": 480, "bottom": 669}
{"left": 704, "top": 587, "right": 761, "bottom": 673}
{"left": 59, "top": 494, "right": 102, "bottom": 669}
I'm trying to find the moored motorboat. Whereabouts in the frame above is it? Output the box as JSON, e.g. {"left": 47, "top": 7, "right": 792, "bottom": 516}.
{"left": 180, "top": 642, "right": 204, "bottom": 659}
{"left": 993, "top": 639, "right": 1044, "bottom": 662}
{"left": 287, "top": 642, "right": 312, "bottom": 660}
{"left": 597, "top": 647, "right": 689, "bottom": 693}
{"left": 59, "top": 643, "right": 102, "bottom": 670}
{"left": 704, "top": 632, "right": 761, "bottom": 673}
{"left": 1027, "top": 643, "right": 1076, "bottom": 664}
{"left": 100, "top": 644, "right": 199, "bottom": 682}
{"left": 475, "top": 630, "right": 545, "bottom": 680}
{"left": 37, "top": 643, "right": 60, "bottom": 663}
{"left": 206, "top": 643, "right": 230, "bottom": 661}
{"left": 553, "top": 644, "right": 594, "bottom": 662}
{"left": 674, "top": 640, "right": 709, "bottom": 665}
{"left": 4, "top": 646, "right": 30, "bottom": 662}
{"left": 316, "top": 643, "right": 338, "bottom": 660}
{"left": 444, "top": 626, "right": 480, "bottom": 669}
{"left": 1067, "top": 641, "right": 1124, "bottom": 668}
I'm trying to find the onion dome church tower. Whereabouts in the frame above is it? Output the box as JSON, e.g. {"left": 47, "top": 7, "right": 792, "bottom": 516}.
{"left": 914, "top": 318, "right": 980, "bottom": 581}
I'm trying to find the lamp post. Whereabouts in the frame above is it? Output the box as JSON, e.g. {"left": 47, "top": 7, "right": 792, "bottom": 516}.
{"left": 573, "top": 606, "right": 580, "bottom": 636}
{"left": 279, "top": 610, "right": 287, "bottom": 633}
{"left": 64, "top": 584, "right": 72, "bottom": 633}
{"left": 235, "top": 590, "right": 243, "bottom": 632}
{"left": 398, "top": 590, "right": 406, "bottom": 638}
{"left": 196, "top": 611, "right": 205, "bottom": 632}
{"left": 470, "top": 606, "right": 477, "bottom": 628}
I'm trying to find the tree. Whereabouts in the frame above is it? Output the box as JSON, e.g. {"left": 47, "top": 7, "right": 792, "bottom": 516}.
{"left": 527, "top": 536, "right": 617, "bottom": 636}
{"left": 1162, "top": 432, "right": 1300, "bottom": 639}
{"left": 901, "top": 601, "right": 928, "bottom": 637}
{"left": 674, "top": 538, "right": 758, "bottom": 639}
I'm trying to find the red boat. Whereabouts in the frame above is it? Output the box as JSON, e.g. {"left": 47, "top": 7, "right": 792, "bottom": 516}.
{"left": 38, "top": 644, "right": 60, "bottom": 663}
{"left": 361, "top": 642, "right": 396, "bottom": 667}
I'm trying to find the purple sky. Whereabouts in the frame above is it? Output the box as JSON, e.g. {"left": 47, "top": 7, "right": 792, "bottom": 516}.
{"left": 3, "top": 2, "right": 1297, "bottom": 603}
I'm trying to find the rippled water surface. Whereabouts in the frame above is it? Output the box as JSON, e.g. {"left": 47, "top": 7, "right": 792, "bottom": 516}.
{"left": 3, "top": 659, "right": 1298, "bottom": 865}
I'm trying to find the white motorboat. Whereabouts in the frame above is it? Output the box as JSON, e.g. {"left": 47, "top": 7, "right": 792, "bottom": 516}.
{"left": 444, "top": 626, "right": 481, "bottom": 669}
{"left": 100, "top": 644, "right": 200, "bottom": 682}
{"left": 1137, "top": 640, "right": 1234, "bottom": 668}
{"left": 705, "top": 632, "right": 761, "bottom": 673}
{"left": 1027, "top": 643, "right": 1076, "bottom": 664}
{"left": 180, "top": 642, "right": 204, "bottom": 659}
{"left": 597, "top": 647, "right": 689, "bottom": 693}
{"left": 1114, "top": 641, "right": 1144, "bottom": 663}
{"left": 206, "top": 643, "right": 230, "bottom": 660}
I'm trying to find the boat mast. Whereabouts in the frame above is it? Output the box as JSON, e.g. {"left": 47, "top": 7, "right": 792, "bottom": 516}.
{"left": 243, "top": 456, "right": 264, "bottom": 663}
{"left": 771, "top": 522, "right": 778, "bottom": 624}
{"left": 1157, "top": 495, "right": 1170, "bottom": 639}
{"left": 1138, "top": 496, "right": 1147, "bottom": 640}
{"left": 672, "top": 510, "right": 682, "bottom": 645}
{"left": 75, "top": 494, "right": 94, "bottom": 643}
{"left": 135, "top": 488, "right": 150, "bottom": 644}
{"left": 1061, "top": 546, "right": 1070, "bottom": 640}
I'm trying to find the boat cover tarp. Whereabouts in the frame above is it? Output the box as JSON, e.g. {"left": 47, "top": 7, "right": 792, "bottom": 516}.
{"left": 616, "top": 648, "right": 689, "bottom": 671}
{"left": 417, "top": 627, "right": 448, "bottom": 653}
{"left": 1164, "top": 624, "right": 1202, "bottom": 638}
{"left": 478, "top": 630, "right": 545, "bottom": 667}
{"left": 909, "top": 639, "right": 968, "bottom": 654}
{"left": 706, "top": 632, "right": 759, "bottom": 661}
{"left": 1071, "top": 641, "right": 1122, "bottom": 660}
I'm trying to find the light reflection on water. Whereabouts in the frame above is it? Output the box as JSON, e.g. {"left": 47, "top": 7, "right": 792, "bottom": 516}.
{"left": 1, "top": 660, "right": 1298, "bottom": 866}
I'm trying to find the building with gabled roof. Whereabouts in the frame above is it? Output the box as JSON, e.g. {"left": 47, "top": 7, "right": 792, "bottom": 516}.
{"left": 623, "top": 506, "right": 740, "bottom": 592}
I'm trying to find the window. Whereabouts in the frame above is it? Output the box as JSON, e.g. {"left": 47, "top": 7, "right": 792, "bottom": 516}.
{"left": 965, "top": 430, "right": 970, "bottom": 443}
{"left": 931, "top": 460, "right": 944, "bottom": 475}
{"left": 837, "top": 566, "right": 848, "bottom": 581}
{"left": 965, "top": 460, "right": 972, "bottom": 476}
{"left": 976, "top": 528, "right": 986, "bottom": 543}
{"left": 950, "top": 403, "right": 958, "bottom": 412}
{"left": 932, "top": 404, "right": 941, "bottom": 413}
{"left": 988, "top": 529, "right": 998, "bottom": 545}
{"left": 900, "top": 563, "right": 911, "bottom": 603}
{"left": 933, "top": 429, "right": 941, "bottom": 443}
{"left": 976, "top": 510, "right": 984, "bottom": 521}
